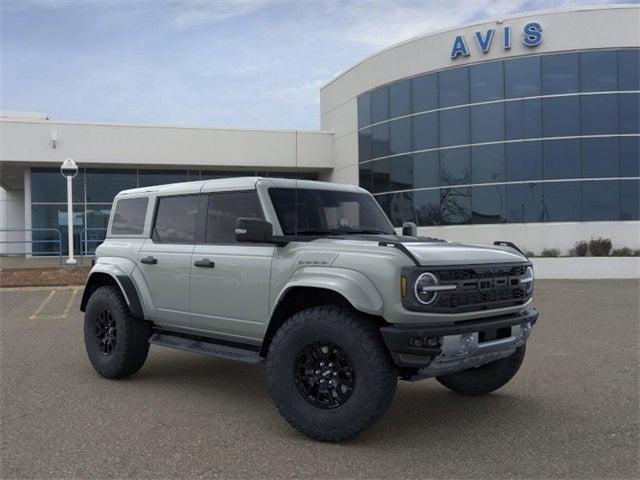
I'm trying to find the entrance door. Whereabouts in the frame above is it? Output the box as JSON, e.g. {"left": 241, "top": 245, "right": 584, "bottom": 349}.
{"left": 189, "top": 190, "right": 274, "bottom": 343}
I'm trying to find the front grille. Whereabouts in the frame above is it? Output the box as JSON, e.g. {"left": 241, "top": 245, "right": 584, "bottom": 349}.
{"left": 403, "top": 263, "right": 532, "bottom": 313}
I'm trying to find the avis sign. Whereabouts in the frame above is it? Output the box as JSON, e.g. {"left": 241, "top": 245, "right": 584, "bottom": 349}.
{"left": 450, "top": 22, "right": 543, "bottom": 59}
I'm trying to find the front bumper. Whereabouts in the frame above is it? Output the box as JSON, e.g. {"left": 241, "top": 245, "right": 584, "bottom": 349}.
{"left": 380, "top": 308, "right": 538, "bottom": 379}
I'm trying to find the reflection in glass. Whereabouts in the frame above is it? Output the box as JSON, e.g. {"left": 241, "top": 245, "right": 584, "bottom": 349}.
{"left": 505, "top": 99, "right": 542, "bottom": 140}
{"left": 440, "top": 187, "right": 471, "bottom": 225}
{"left": 621, "top": 180, "right": 640, "bottom": 220}
{"left": 542, "top": 182, "right": 581, "bottom": 222}
{"left": 390, "top": 155, "right": 413, "bottom": 191}
{"left": 470, "top": 61, "right": 504, "bottom": 102}
{"left": 505, "top": 56, "right": 541, "bottom": 98}
{"left": 542, "top": 52, "right": 579, "bottom": 94}
{"left": 358, "top": 94, "right": 371, "bottom": 128}
{"left": 413, "top": 152, "right": 440, "bottom": 189}
{"left": 543, "top": 139, "right": 581, "bottom": 179}
{"left": 359, "top": 162, "right": 373, "bottom": 192}
{"left": 412, "top": 112, "right": 438, "bottom": 151}
{"left": 581, "top": 94, "right": 618, "bottom": 135}
{"left": 542, "top": 96, "right": 580, "bottom": 137}
{"left": 439, "top": 108, "right": 469, "bottom": 147}
{"left": 440, "top": 148, "right": 470, "bottom": 186}
{"left": 389, "top": 117, "right": 412, "bottom": 155}
{"left": 618, "top": 49, "right": 640, "bottom": 91}
{"left": 371, "top": 87, "right": 389, "bottom": 123}
{"left": 580, "top": 51, "right": 617, "bottom": 92}
{"left": 620, "top": 137, "right": 640, "bottom": 177}
{"left": 583, "top": 181, "right": 620, "bottom": 221}
{"left": 412, "top": 73, "right": 438, "bottom": 113}
{"left": 472, "top": 185, "right": 505, "bottom": 224}
{"left": 471, "top": 103, "right": 505, "bottom": 143}
{"left": 506, "top": 183, "right": 543, "bottom": 223}
{"left": 372, "top": 158, "right": 390, "bottom": 194}
{"left": 86, "top": 169, "right": 137, "bottom": 203}
{"left": 31, "top": 168, "right": 85, "bottom": 203}
{"left": 388, "top": 191, "right": 415, "bottom": 227}
{"left": 471, "top": 144, "right": 505, "bottom": 184}
{"left": 390, "top": 79, "right": 411, "bottom": 118}
{"left": 582, "top": 137, "right": 619, "bottom": 178}
{"left": 358, "top": 128, "right": 372, "bottom": 162}
{"left": 439, "top": 67, "right": 469, "bottom": 108}
{"left": 371, "top": 123, "right": 390, "bottom": 158}
{"left": 506, "top": 142, "right": 543, "bottom": 182}
{"left": 414, "top": 189, "right": 441, "bottom": 226}
{"left": 31, "top": 204, "right": 84, "bottom": 255}
{"left": 619, "top": 93, "right": 639, "bottom": 134}
{"left": 138, "top": 170, "right": 188, "bottom": 187}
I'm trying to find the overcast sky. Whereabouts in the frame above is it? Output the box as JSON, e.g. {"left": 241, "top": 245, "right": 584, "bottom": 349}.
{"left": 1, "top": 0, "right": 631, "bottom": 129}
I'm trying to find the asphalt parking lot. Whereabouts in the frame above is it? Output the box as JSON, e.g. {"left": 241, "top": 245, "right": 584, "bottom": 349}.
{"left": 1, "top": 280, "right": 638, "bottom": 479}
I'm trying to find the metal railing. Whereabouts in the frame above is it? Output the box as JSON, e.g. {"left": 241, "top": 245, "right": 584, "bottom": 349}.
{"left": 0, "top": 228, "right": 64, "bottom": 264}
{"left": 79, "top": 228, "right": 107, "bottom": 264}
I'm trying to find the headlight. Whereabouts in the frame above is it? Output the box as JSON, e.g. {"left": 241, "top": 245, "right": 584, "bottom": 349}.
{"left": 414, "top": 272, "right": 456, "bottom": 305}
{"left": 522, "top": 266, "right": 534, "bottom": 294}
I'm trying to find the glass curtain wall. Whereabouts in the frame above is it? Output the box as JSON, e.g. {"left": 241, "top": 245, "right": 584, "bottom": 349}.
{"left": 357, "top": 48, "right": 640, "bottom": 227}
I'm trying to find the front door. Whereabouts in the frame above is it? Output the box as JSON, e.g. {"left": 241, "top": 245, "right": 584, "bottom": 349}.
{"left": 137, "top": 193, "right": 201, "bottom": 327}
{"left": 189, "top": 190, "right": 274, "bottom": 343}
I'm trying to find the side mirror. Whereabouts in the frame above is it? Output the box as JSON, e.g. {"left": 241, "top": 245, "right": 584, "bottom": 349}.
{"left": 402, "top": 221, "right": 418, "bottom": 236}
{"left": 235, "top": 218, "right": 274, "bottom": 243}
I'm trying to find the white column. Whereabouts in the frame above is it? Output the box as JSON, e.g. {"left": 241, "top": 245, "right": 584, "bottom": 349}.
{"left": 65, "top": 175, "right": 77, "bottom": 265}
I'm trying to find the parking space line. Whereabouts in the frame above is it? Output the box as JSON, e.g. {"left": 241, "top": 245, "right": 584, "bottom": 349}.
{"left": 55, "top": 288, "right": 79, "bottom": 319}
{"left": 28, "top": 290, "right": 56, "bottom": 320}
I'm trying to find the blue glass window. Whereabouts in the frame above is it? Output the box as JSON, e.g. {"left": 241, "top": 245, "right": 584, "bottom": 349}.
{"left": 440, "top": 187, "right": 471, "bottom": 225}
{"left": 581, "top": 94, "right": 619, "bottom": 135}
{"left": 370, "top": 87, "right": 389, "bottom": 123}
{"left": 543, "top": 182, "right": 581, "bottom": 222}
{"left": 390, "top": 155, "right": 413, "bottom": 191}
{"left": 543, "top": 139, "right": 581, "bottom": 179}
{"left": 31, "top": 168, "right": 85, "bottom": 204}
{"left": 471, "top": 103, "right": 504, "bottom": 143}
{"left": 506, "top": 183, "right": 543, "bottom": 223}
{"left": 388, "top": 191, "right": 416, "bottom": 227}
{"left": 86, "top": 169, "right": 137, "bottom": 203}
{"left": 372, "top": 159, "right": 390, "bottom": 194}
{"left": 389, "top": 117, "right": 412, "bottom": 155}
{"left": 390, "top": 79, "right": 411, "bottom": 118}
{"left": 583, "top": 181, "right": 620, "bottom": 221}
{"left": 414, "top": 189, "right": 441, "bottom": 226}
{"left": 359, "top": 128, "right": 372, "bottom": 162}
{"left": 358, "top": 94, "right": 371, "bottom": 128}
{"left": 618, "top": 49, "right": 640, "bottom": 91}
{"left": 412, "top": 73, "right": 438, "bottom": 113}
{"left": 471, "top": 144, "right": 505, "bottom": 184}
{"left": 413, "top": 152, "right": 440, "bottom": 189}
{"left": 582, "top": 137, "right": 619, "bottom": 178}
{"left": 439, "top": 108, "right": 469, "bottom": 147}
{"left": 440, "top": 147, "right": 470, "bottom": 186}
{"left": 505, "top": 56, "right": 541, "bottom": 98}
{"left": 580, "top": 51, "right": 618, "bottom": 92}
{"left": 412, "top": 112, "right": 439, "bottom": 151}
{"left": 439, "top": 67, "right": 469, "bottom": 108}
{"left": 621, "top": 179, "right": 640, "bottom": 220}
{"left": 470, "top": 61, "right": 504, "bottom": 102}
{"left": 505, "top": 99, "right": 542, "bottom": 140}
{"left": 619, "top": 93, "right": 639, "bottom": 134}
{"left": 138, "top": 170, "right": 188, "bottom": 187}
{"left": 620, "top": 136, "right": 640, "bottom": 177}
{"left": 472, "top": 185, "right": 505, "bottom": 224}
{"left": 31, "top": 204, "right": 84, "bottom": 255}
{"left": 506, "top": 142, "right": 543, "bottom": 182}
{"left": 371, "top": 123, "right": 390, "bottom": 158}
{"left": 359, "top": 163, "right": 372, "bottom": 192}
{"left": 543, "top": 97, "right": 580, "bottom": 137}
{"left": 542, "top": 52, "right": 579, "bottom": 94}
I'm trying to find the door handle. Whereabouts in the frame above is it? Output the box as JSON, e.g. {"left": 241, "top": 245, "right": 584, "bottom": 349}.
{"left": 140, "top": 256, "right": 158, "bottom": 265}
{"left": 194, "top": 259, "right": 215, "bottom": 268}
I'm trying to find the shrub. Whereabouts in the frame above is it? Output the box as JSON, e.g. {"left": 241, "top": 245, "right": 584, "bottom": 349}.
{"left": 574, "top": 241, "right": 588, "bottom": 257}
{"left": 525, "top": 250, "right": 535, "bottom": 258}
{"left": 611, "top": 247, "right": 635, "bottom": 257}
{"left": 540, "top": 247, "right": 561, "bottom": 257}
{"left": 589, "top": 237, "right": 612, "bottom": 257}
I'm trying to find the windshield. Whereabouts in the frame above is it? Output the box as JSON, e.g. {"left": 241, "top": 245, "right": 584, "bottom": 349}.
{"left": 268, "top": 188, "right": 396, "bottom": 236}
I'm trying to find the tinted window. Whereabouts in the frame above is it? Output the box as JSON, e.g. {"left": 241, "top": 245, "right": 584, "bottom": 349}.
{"left": 370, "top": 87, "right": 389, "bottom": 123}
{"left": 86, "top": 169, "right": 137, "bottom": 203}
{"left": 619, "top": 93, "right": 639, "bottom": 134}
{"left": 542, "top": 53, "right": 579, "bottom": 94}
{"left": 506, "top": 183, "right": 543, "bottom": 223}
{"left": 389, "top": 79, "right": 411, "bottom": 118}
{"left": 358, "top": 94, "right": 371, "bottom": 128}
{"left": 359, "top": 162, "right": 373, "bottom": 192}
{"left": 371, "top": 123, "right": 390, "bottom": 158}
{"left": 505, "top": 99, "right": 542, "bottom": 140}
{"left": 470, "top": 61, "right": 504, "bottom": 102}
{"left": 372, "top": 158, "right": 391, "bottom": 194}
{"left": 413, "top": 151, "right": 440, "bottom": 189}
{"left": 583, "top": 181, "right": 620, "bottom": 221}
{"left": 358, "top": 128, "right": 372, "bottom": 162}
{"left": 472, "top": 185, "right": 505, "bottom": 224}
{"left": 580, "top": 51, "right": 617, "bottom": 92}
{"left": 618, "top": 49, "right": 640, "bottom": 91}
{"left": 505, "top": 56, "right": 541, "bottom": 98}
{"left": 412, "top": 112, "right": 438, "bottom": 151}
{"left": 31, "top": 168, "right": 85, "bottom": 203}
{"left": 543, "top": 182, "right": 581, "bottom": 222}
{"left": 440, "top": 187, "right": 471, "bottom": 225}
{"left": 471, "top": 144, "right": 505, "bottom": 184}
{"left": 543, "top": 139, "right": 581, "bottom": 179}
{"left": 153, "top": 195, "right": 199, "bottom": 243}
{"left": 471, "top": 103, "right": 504, "bottom": 143}
{"left": 414, "top": 189, "right": 441, "bottom": 226}
{"left": 621, "top": 180, "right": 640, "bottom": 220}
{"left": 506, "top": 142, "right": 543, "bottom": 182}
{"left": 388, "top": 191, "right": 415, "bottom": 227}
{"left": 439, "top": 67, "right": 469, "bottom": 107}
{"left": 440, "top": 148, "right": 470, "bottom": 186}
{"left": 389, "top": 117, "right": 412, "bottom": 155}
{"left": 582, "top": 137, "right": 619, "bottom": 178}
{"left": 620, "top": 137, "right": 640, "bottom": 177}
{"left": 205, "top": 191, "right": 263, "bottom": 243}
{"left": 138, "top": 170, "right": 188, "bottom": 187}
{"left": 439, "top": 108, "right": 469, "bottom": 147}
{"left": 581, "top": 94, "right": 618, "bottom": 135}
{"left": 31, "top": 204, "right": 84, "bottom": 255}
{"left": 543, "top": 97, "right": 580, "bottom": 137}
{"left": 390, "top": 155, "right": 413, "bottom": 191}
{"left": 111, "top": 197, "right": 148, "bottom": 235}
{"left": 412, "top": 73, "right": 438, "bottom": 113}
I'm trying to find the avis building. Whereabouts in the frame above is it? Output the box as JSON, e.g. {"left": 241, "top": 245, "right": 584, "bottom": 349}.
{"left": 1, "top": 5, "right": 638, "bottom": 257}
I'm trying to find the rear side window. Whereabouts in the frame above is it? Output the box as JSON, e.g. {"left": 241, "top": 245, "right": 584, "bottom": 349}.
{"left": 205, "top": 191, "right": 263, "bottom": 243}
{"left": 111, "top": 197, "right": 148, "bottom": 235}
{"left": 153, "top": 195, "right": 200, "bottom": 244}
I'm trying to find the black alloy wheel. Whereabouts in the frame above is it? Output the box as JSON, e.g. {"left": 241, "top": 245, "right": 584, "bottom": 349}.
{"left": 95, "top": 309, "right": 118, "bottom": 355}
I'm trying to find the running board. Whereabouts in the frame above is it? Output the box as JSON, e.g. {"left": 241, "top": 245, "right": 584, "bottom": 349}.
{"left": 149, "top": 332, "right": 264, "bottom": 364}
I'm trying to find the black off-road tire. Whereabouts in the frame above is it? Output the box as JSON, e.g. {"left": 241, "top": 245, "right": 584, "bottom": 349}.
{"left": 266, "top": 306, "right": 397, "bottom": 442}
{"left": 436, "top": 345, "right": 526, "bottom": 396}
{"left": 84, "top": 285, "right": 151, "bottom": 379}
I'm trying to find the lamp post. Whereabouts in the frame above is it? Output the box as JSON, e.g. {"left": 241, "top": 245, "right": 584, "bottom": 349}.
{"left": 60, "top": 158, "right": 78, "bottom": 265}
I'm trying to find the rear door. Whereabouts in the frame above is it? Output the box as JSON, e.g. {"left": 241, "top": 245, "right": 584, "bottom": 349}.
{"left": 190, "top": 190, "right": 274, "bottom": 342}
{"left": 137, "top": 193, "right": 202, "bottom": 327}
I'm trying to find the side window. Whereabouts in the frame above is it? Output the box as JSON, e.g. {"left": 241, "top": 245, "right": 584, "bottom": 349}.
{"left": 111, "top": 197, "right": 148, "bottom": 235}
{"left": 153, "top": 195, "right": 200, "bottom": 244}
{"left": 205, "top": 191, "right": 263, "bottom": 244}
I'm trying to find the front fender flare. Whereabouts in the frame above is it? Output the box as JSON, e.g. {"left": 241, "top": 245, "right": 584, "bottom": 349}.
{"left": 273, "top": 267, "right": 384, "bottom": 316}
{"left": 80, "top": 260, "right": 144, "bottom": 318}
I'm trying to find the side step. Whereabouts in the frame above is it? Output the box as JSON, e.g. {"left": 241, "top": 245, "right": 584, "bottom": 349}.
{"left": 149, "top": 332, "right": 264, "bottom": 364}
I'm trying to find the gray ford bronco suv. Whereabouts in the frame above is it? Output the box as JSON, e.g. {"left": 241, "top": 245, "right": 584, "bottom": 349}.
{"left": 81, "top": 177, "right": 538, "bottom": 441}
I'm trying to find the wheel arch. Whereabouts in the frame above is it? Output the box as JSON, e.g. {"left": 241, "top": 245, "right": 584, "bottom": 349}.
{"left": 80, "top": 270, "right": 144, "bottom": 319}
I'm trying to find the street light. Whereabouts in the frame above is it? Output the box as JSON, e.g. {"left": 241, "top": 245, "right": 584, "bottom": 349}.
{"left": 60, "top": 158, "right": 78, "bottom": 265}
